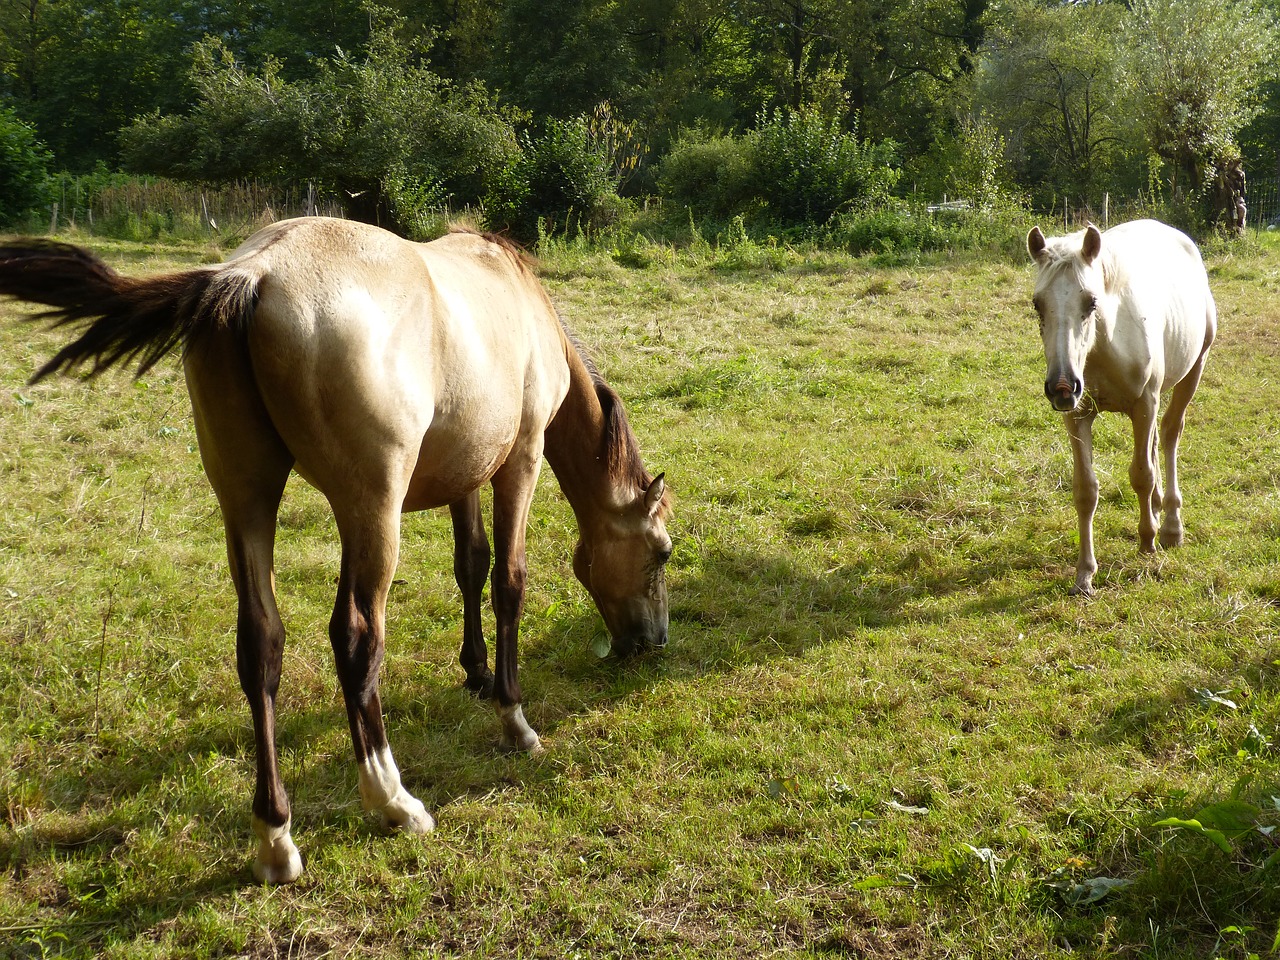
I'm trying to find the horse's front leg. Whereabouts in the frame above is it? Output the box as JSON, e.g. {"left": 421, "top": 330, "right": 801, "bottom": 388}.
{"left": 450, "top": 491, "right": 494, "bottom": 697}
{"left": 330, "top": 504, "right": 434, "bottom": 835}
{"left": 489, "top": 453, "right": 544, "bottom": 755}
{"left": 1128, "top": 399, "right": 1160, "bottom": 554}
{"left": 1065, "top": 409, "right": 1099, "bottom": 595}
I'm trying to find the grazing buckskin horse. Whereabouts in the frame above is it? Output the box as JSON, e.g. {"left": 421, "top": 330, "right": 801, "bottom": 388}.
{"left": 0, "top": 217, "right": 673, "bottom": 883}
{"left": 1027, "top": 219, "right": 1216, "bottom": 595}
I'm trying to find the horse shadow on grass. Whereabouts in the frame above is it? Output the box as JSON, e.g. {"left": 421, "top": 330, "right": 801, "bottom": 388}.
{"left": 3, "top": 529, "right": 1067, "bottom": 954}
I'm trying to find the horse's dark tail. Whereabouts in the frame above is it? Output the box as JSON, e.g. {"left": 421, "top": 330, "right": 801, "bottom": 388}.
{"left": 0, "top": 239, "right": 258, "bottom": 384}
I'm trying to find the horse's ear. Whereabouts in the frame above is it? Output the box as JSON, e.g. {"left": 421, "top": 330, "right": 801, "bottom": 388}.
{"left": 644, "top": 473, "right": 666, "bottom": 516}
{"left": 1081, "top": 223, "right": 1102, "bottom": 265}
{"left": 1027, "top": 226, "right": 1048, "bottom": 265}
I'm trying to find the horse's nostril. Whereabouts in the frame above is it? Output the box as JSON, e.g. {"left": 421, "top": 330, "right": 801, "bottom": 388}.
{"left": 1046, "top": 375, "right": 1082, "bottom": 402}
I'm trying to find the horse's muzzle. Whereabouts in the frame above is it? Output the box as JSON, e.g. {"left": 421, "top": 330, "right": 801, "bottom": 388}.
{"left": 1045, "top": 375, "right": 1083, "bottom": 412}
{"left": 612, "top": 626, "right": 668, "bottom": 657}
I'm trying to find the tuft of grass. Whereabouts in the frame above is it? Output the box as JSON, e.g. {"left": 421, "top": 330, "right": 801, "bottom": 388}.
{"left": 2, "top": 230, "right": 1279, "bottom": 958}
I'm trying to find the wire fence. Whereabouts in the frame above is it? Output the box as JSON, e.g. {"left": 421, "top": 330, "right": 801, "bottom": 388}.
{"left": 1248, "top": 181, "right": 1280, "bottom": 235}
{"left": 47, "top": 177, "right": 347, "bottom": 240}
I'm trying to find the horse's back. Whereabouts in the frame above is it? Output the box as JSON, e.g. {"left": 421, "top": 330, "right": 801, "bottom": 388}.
{"left": 1104, "top": 219, "right": 1204, "bottom": 277}
{"left": 1105, "top": 219, "right": 1214, "bottom": 385}
{"left": 200, "top": 218, "right": 570, "bottom": 510}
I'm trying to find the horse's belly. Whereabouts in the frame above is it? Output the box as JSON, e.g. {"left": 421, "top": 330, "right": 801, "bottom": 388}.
{"left": 401, "top": 422, "right": 517, "bottom": 511}
{"left": 1161, "top": 311, "right": 1209, "bottom": 387}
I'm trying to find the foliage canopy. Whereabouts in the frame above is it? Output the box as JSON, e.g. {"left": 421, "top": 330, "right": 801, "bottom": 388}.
{"left": 1, "top": 0, "right": 1279, "bottom": 234}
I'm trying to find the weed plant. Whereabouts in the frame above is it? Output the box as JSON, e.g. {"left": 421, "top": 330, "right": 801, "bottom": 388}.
{"left": 1, "top": 231, "right": 1279, "bottom": 958}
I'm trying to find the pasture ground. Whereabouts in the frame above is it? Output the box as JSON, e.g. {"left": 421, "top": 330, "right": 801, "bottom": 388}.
{"left": 2, "top": 228, "right": 1279, "bottom": 958}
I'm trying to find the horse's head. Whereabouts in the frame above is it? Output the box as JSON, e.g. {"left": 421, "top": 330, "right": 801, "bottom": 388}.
{"left": 1027, "top": 223, "right": 1107, "bottom": 412}
{"left": 573, "top": 473, "right": 672, "bottom": 656}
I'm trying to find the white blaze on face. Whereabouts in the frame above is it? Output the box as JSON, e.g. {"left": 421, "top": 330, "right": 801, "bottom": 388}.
{"left": 358, "top": 747, "right": 435, "bottom": 833}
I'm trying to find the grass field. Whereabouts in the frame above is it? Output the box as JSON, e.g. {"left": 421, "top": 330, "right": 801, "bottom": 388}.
{"left": 2, "top": 225, "right": 1279, "bottom": 959}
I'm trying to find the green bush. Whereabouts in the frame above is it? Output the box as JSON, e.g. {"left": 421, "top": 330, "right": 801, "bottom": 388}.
{"left": 824, "top": 201, "right": 1030, "bottom": 261}
{"left": 655, "top": 110, "right": 901, "bottom": 232}
{"left": 122, "top": 32, "right": 521, "bottom": 235}
{"left": 826, "top": 204, "right": 948, "bottom": 255}
{"left": 487, "top": 116, "right": 627, "bottom": 241}
{"left": 383, "top": 168, "right": 452, "bottom": 242}
{"left": 655, "top": 128, "right": 758, "bottom": 221}
{"left": 0, "top": 107, "right": 53, "bottom": 227}
{"left": 751, "top": 109, "right": 900, "bottom": 225}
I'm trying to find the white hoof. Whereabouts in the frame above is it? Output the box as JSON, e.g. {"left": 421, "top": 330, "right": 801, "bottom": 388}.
{"left": 359, "top": 747, "right": 433, "bottom": 833}
{"left": 380, "top": 790, "right": 435, "bottom": 834}
{"left": 498, "top": 704, "right": 544, "bottom": 755}
{"left": 252, "top": 816, "right": 303, "bottom": 884}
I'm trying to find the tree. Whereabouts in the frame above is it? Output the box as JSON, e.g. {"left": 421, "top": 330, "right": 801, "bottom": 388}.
{"left": 121, "top": 30, "right": 520, "bottom": 231}
{"left": 0, "top": 0, "right": 194, "bottom": 170}
{"left": 0, "top": 0, "right": 388, "bottom": 171}
{"left": 487, "top": 0, "right": 639, "bottom": 119}
{"left": 0, "top": 102, "right": 51, "bottom": 224}
{"left": 728, "top": 0, "right": 990, "bottom": 153}
{"left": 1121, "top": 0, "right": 1278, "bottom": 199}
{"left": 842, "top": 0, "right": 990, "bottom": 148}
{"left": 614, "top": 0, "right": 771, "bottom": 140}
{"left": 387, "top": 0, "right": 499, "bottom": 84}
{"left": 975, "top": 0, "right": 1128, "bottom": 205}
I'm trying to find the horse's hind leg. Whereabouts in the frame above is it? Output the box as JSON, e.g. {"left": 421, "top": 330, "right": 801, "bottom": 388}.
{"left": 1157, "top": 350, "right": 1209, "bottom": 548}
{"left": 186, "top": 343, "right": 299, "bottom": 883}
{"left": 330, "top": 500, "right": 434, "bottom": 834}
{"left": 226, "top": 500, "right": 298, "bottom": 883}
{"left": 450, "top": 491, "right": 494, "bottom": 697}
{"left": 1149, "top": 429, "right": 1163, "bottom": 517}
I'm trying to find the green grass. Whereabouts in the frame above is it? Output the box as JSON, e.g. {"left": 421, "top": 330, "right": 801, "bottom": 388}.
{"left": 2, "top": 226, "right": 1279, "bottom": 958}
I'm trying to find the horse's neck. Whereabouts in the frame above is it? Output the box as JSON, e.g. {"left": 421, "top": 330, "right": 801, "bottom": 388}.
{"left": 542, "top": 350, "right": 614, "bottom": 520}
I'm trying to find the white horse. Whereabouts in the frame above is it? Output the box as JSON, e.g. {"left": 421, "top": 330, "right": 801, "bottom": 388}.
{"left": 1027, "top": 219, "right": 1216, "bottom": 595}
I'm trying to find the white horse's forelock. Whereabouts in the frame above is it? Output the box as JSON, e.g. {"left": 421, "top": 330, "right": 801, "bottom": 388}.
{"left": 1033, "top": 232, "right": 1115, "bottom": 297}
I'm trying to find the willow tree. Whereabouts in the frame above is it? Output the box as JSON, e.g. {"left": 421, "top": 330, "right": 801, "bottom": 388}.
{"left": 1122, "top": 0, "right": 1278, "bottom": 200}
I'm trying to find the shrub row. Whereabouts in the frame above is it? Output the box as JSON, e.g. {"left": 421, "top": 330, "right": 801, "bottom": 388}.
{"left": 657, "top": 111, "right": 901, "bottom": 228}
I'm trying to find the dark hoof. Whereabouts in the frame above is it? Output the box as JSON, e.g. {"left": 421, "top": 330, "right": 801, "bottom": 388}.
{"left": 463, "top": 670, "right": 494, "bottom": 699}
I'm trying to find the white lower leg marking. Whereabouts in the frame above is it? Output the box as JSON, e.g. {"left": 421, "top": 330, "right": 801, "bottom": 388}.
{"left": 498, "top": 703, "right": 544, "bottom": 754}
{"left": 251, "top": 815, "right": 303, "bottom": 884}
{"left": 358, "top": 747, "right": 434, "bottom": 833}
